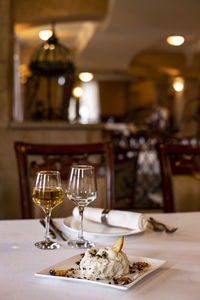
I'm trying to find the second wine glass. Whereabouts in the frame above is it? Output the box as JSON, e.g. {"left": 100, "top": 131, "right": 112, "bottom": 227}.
{"left": 66, "top": 165, "right": 97, "bottom": 248}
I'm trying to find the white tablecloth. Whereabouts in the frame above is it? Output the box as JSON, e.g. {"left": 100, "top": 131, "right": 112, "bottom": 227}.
{"left": 0, "top": 212, "right": 200, "bottom": 300}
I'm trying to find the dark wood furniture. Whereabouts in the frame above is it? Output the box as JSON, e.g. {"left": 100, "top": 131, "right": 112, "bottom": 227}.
{"left": 103, "top": 129, "right": 164, "bottom": 209}
{"left": 102, "top": 130, "right": 140, "bottom": 209}
{"left": 14, "top": 141, "right": 115, "bottom": 219}
{"left": 156, "top": 142, "right": 200, "bottom": 212}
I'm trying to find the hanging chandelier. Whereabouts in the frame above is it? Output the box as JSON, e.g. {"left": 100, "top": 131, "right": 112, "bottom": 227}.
{"left": 26, "top": 24, "right": 76, "bottom": 121}
{"left": 29, "top": 26, "right": 75, "bottom": 77}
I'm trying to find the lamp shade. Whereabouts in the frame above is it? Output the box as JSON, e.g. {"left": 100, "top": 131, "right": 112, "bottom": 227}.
{"left": 29, "top": 31, "right": 75, "bottom": 77}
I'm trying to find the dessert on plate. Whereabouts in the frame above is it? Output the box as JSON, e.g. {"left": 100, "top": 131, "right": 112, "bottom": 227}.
{"left": 79, "top": 237, "right": 129, "bottom": 280}
{"left": 49, "top": 236, "right": 149, "bottom": 286}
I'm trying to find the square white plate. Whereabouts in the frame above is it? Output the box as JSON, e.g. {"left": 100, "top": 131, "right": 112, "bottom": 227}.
{"left": 35, "top": 254, "right": 166, "bottom": 290}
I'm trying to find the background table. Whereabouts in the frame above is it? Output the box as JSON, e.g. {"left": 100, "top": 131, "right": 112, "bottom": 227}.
{"left": 0, "top": 212, "right": 200, "bottom": 300}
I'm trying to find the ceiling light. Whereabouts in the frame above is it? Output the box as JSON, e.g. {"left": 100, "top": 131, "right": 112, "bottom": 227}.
{"left": 73, "top": 87, "right": 83, "bottom": 98}
{"left": 173, "top": 77, "right": 184, "bottom": 92}
{"left": 79, "top": 72, "right": 94, "bottom": 82}
{"left": 39, "top": 30, "right": 53, "bottom": 41}
{"left": 166, "top": 35, "right": 185, "bottom": 46}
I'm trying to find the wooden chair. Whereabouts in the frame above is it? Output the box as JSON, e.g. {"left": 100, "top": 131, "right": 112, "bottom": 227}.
{"left": 156, "top": 142, "right": 200, "bottom": 212}
{"left": 102, "top": 130, "right": 139, "bottom": 209}
{"left": 14, "top": 141, "right": 115, "bottom": 219}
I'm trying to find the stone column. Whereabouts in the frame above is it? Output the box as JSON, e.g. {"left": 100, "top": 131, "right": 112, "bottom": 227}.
{"left": 0, "top": 0, "right": 13, "bottom": 127}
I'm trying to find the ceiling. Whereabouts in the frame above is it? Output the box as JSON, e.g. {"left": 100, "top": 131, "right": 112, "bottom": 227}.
{"left": 14, "top": 0, "right": 200, "bottom": 81}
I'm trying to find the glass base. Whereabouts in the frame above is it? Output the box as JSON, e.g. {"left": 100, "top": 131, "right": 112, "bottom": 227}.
{"left": 67, "top": 239, "right": 94, "bottom": 249}
{"left": 35, "top": 240, "right": 60, "bottom": 250}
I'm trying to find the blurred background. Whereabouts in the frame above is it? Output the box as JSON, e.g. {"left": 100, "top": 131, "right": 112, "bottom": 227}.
{"left": 1, "top": 0, "right": 200, "bottom": 219}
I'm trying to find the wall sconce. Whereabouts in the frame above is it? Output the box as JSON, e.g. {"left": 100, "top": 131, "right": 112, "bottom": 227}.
{"left": 73, "top": 87, "right": 83, "bottom": 98}
{"left": 173, "top": 77, "right": 184, "bottom": 92}
{"left": 72, "top": 86, "right": 83, "bottom": 121}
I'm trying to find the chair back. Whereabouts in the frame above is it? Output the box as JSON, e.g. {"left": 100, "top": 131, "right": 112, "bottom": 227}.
{"left": 14, "top": 141, "right": 115, "bottom": 218}
{"left": 103, "top": 130, "right": 140, "bottom": 209}
{"left": 156, "top": 142, "right": 200, "bottom": 212}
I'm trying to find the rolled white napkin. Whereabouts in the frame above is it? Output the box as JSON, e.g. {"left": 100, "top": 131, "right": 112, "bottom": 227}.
{"left": 72, "top": 207, "right": 147, "bottom": 231}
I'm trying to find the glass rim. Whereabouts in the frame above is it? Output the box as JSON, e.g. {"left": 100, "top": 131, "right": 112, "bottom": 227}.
{"left": 70, "top": 165, "right": 94, "bottom": 170}
{"left": 36, "top": 170, "right": 61, "bottom": 175}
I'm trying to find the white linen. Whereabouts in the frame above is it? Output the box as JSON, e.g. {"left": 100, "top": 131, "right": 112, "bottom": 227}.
{"left": 72, "top": 207, "right": 148, "bottom": 231}
{"left": 1, "top": 212, "right": 200, "bottom": 300}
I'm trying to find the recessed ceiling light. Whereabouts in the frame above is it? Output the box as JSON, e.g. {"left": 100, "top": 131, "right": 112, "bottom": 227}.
{"left": 166, "top": 35, "right": 185, "bottom": 46}
{"left": 39, "top": 30, "right": 53, "bottom": 41}
{"left": 79, "top": 72, "right": 94, "bottom": 82}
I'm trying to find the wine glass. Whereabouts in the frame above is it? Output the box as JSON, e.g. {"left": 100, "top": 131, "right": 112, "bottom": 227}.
{"left": 32, "top": 170, "right": 64, "bottom": 250}
{"left": 66, "top": 165, "right": 97, "bottom": 248}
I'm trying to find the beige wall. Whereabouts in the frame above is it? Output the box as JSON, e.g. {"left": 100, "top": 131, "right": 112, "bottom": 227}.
{"left": 0, "top": 0, "right": 12, "bottom": 127}
{"left": 99, "top": 81, "right": 129, "bottom": 118}
{"left": 130, "top": 80, "right": 155, "bottom": 109}
{"left": 0, "top": 0, "right": 14, "bottom": 219}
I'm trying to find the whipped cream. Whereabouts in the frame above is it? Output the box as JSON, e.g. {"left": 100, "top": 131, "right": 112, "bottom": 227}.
{"left": 79, "top": 247, "right": 129, "bottom": 280}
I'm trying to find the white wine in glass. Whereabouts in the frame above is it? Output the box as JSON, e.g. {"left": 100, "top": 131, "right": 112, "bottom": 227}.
{"left": 32, "top": 171, "right": 64, "bottom": 250}
{"left": 66, "top": 165, "right": 97, "bottom": 248}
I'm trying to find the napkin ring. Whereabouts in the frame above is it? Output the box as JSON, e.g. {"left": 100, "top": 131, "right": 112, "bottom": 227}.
{"left": 101, "top": 209, "right": 110, "bottom": 225}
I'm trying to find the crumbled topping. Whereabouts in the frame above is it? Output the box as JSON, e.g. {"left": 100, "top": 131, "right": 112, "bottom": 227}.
{"left": 49, "top": 254, "right": 150, "bottom": 287}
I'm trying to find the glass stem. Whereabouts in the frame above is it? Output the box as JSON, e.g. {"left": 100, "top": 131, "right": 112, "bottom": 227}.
{"left": 44, "top": 211, "right": 51, "bottom": 242}
{"left": 78, "top": 206, "right": 84, "bottom": 241}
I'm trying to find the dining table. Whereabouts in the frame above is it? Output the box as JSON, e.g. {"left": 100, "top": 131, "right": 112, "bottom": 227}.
{"left": 0, "top": 212, "right": 200, "bottom": 300}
